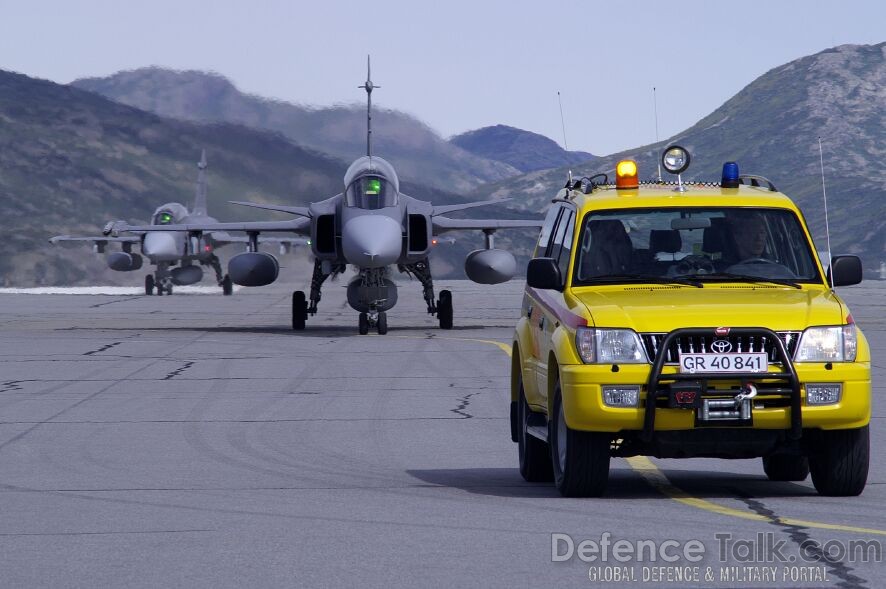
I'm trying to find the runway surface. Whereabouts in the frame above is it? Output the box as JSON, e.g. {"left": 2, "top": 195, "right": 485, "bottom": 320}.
{"left": 1, "top": 279, "right": 883, "bottom": 588}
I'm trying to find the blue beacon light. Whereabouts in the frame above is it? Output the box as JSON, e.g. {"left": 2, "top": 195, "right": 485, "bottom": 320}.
{"left": 721, "top": 162, "right": 740, "bottom": 188}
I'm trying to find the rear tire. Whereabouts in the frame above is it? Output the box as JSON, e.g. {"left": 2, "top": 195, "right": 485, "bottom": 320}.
{"left": 144, "top": 275, "right": 154, "bottom": 295}
{"left": 437, "top": 290, "right": 453, "bottom": 329}
{"left": 292, "top": 291, "right": 307, "bottom": 330}
{"left": 550, "top": 382, "right": 610, "bottom": 497}
{"left": 222, "top": 275, "right": 233, "bottom": 296}
{"left": 809, "top": 426, "right": 869, "bottom": 496}
{"left": 763, "top": 454, "right": 809, "bottom": 482}
{"left": 376, "top": 312, "right": 388, "bottom": 335}
{"left": 518, "top": 382, "right": 553, "bottom": 482}
{"left": 358, "top": 312, "right": 369, "bottom": 335}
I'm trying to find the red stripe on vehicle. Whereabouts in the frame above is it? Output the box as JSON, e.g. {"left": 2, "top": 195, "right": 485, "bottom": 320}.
{"left": 526, "top": 287, "right": 588, "bottom": 329}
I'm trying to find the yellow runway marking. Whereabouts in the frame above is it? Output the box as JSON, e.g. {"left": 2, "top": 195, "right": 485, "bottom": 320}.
{"left": 389, "top": 335, "right": 512, "bottom": 357}
{"left": 448, "top": 337, "right": 886, "bottom": 537}
{"left": 625, "top": 456, "right": 886, "bottom": 536}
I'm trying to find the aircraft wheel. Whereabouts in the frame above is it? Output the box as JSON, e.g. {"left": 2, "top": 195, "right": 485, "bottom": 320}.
{"left": 292, "top": 291, "right": 307, "bottom": 330}
{"left": 377, "top": 312, "right": 388, "bottom": 335}
{"left": 222, "top": 275, "right": 233, "bottom": 296}
{"left": 437, "top": 290, "right": 453, "bottom": 329}
{"left": 145, "top": 275, "right": 155, "bottom": 295}
{"left": 358, "top": 313, "right": 370, "bottom": 335}
{"left": 156, "top": 283, "right": 164, "bottom": 296}
{"left": 166, "top": 284, "right": 173, "bottom": 295}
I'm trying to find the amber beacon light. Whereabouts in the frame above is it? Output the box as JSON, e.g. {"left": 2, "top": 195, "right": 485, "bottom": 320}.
{"left": 615, "top": 160, "right": 639, "bottom": 190}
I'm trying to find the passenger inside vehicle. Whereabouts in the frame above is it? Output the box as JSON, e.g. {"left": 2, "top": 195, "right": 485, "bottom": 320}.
{"left": 579, "top": 220, "right": 633, "bottom": 278}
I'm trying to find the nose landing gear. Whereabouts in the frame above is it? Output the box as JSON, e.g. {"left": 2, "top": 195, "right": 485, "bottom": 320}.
{"left": 358, "top": 311, "right": 388, "bottom": 335}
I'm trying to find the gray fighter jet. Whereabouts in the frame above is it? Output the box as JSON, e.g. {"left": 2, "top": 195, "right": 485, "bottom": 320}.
{"left": 51, "top": 151, "right": 306, "bottom": 295}
{"left": 105, "top": 61, "right": 541, "bottom": 333}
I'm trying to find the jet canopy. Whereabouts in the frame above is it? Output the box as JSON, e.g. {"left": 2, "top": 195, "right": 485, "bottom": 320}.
{"left": 152, "top": 203, "right": 188, "bottom": 225}
{"left": 344, "top": 156, "right": 400, "bottom": 210}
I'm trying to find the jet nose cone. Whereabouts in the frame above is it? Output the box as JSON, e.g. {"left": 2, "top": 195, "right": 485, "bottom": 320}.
{"left": 142, "top": 232, "right": 182, "bottom": 260}
{"left": 341, "top": 215, "right": 402, "bottom": 268}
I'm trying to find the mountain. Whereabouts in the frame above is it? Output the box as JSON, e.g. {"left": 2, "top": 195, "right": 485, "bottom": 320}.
{"left": 0, "top": 70, "right": 533, "bottom": 286}
{"left": 72, "top": 68, "right": 521, "bottom": 194}
{"left": 450, "top": 125, "right": 594, "bottom": 173}
{"left": 474, "top": 43, "right": 886, "bottom": 275}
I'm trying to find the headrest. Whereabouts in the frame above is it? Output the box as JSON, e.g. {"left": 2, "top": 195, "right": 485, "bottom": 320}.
{"left": 703, "top": 217, "right": 728, "bottom": 253}
{"left": 589, "top": 219, "right": 628, "bottom": 240}
{"left": 649, "top": 229, "right": 681, "bottom": 254}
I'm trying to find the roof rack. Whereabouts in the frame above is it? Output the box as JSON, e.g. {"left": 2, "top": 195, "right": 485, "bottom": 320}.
{"left": 738, "top": 174, "right": 778, "bottom": 192}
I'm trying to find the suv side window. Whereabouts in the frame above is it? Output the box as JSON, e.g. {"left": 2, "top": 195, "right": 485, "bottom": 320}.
{"left": 535, "top": 204, "right": 564, "bottom": 258}
{"left": 547, "top": 208, "right": 574, "bottom": 270}
{"left": 555, "top": 210, "right": 575, "bottom": 279}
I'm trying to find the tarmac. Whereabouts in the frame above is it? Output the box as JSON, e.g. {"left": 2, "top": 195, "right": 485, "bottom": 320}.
{"left": 0, "top": 278, "right": 883, "bottom": 588}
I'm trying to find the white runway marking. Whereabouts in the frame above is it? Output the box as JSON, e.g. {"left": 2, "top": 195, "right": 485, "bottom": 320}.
{"left": 0, "top": 286, "right": 240, "bottom": 295}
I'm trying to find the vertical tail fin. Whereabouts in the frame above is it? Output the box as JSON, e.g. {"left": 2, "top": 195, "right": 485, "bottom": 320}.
{"left": 193, "top": 149, "right": 208, "bottom": 216}
{"left": 358, "top": 55, "right": 380, "bottom": 161}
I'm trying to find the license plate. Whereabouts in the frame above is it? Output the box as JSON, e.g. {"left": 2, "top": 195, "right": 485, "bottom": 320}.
{"left": 679, "top": 352, "right": 768, "bottom": 373}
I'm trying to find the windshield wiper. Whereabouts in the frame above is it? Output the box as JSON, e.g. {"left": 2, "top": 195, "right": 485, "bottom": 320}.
{"left": 678, "top": 272, "right": 802, "bottom": 289}
{"left": 587, "top": 274, "right": 704, "bottom": 288}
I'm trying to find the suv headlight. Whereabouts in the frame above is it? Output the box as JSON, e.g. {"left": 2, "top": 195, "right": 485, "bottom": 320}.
{"left": 576, "top": 328, "right": 648, "bottom": 364}
{"left": 794, "top": 324, "right": 857, "bottom": 362}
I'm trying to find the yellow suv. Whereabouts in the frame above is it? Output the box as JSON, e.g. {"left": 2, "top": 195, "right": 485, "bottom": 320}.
{"left": 511, "top": 147, "right": 870, "bottom": 497}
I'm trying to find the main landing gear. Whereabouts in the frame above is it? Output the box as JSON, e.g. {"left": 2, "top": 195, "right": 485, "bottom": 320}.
{"left": 400, "top": 258, "right": 453, "bottom": 330}
{"left": 291, "top": 260, "right": 343, "bottom": 331}
{"left": 208, "top": 254, "right": 232, "bottom": 296}
{"left": 437, "top": 290, "right": 453, "bottom": 330}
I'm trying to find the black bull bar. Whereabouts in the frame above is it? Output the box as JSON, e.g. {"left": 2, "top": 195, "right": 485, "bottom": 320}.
{"left": 641, "top": 327, "right": 802, "bottom": 442}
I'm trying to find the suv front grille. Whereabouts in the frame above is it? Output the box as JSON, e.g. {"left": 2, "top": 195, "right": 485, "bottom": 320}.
{"left": 640, "top": 331, "right": 801, "bottom": 364}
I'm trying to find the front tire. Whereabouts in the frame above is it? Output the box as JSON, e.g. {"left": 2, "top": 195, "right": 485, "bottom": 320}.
{"left": 518, "top": 383, "right": 553, "bottom": 482}
{"left": 376, "top": 312, "right": 388, "bottom": 335}
{"left": 145, "top": 274, "right": 154, "bottom": 295}
{"left": 550, "top": 383, "right": 610, "bottom": 497}
{"left": 809, "top": 426, "right": 869, "bottom": 496}
{"left": 763, "top": 454, "right": 809, "bottom": 482}
{"left": 222, "top": 275, "right": 233, "bottom": 296}
{"left": 358, "top": 312, "right": 369, "bottom": 335}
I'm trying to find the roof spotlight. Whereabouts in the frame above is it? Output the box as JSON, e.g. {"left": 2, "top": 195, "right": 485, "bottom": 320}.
{"left": 661, "top": 145, "right": 691, "bottom": 175}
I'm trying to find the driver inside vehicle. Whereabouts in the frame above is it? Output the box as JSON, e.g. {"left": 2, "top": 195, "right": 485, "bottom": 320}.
{"left": 721, "top": 211, "right": 798, "bottom": 278}
{"left": 725, "top": 211, "right": 768, "bottom": 262}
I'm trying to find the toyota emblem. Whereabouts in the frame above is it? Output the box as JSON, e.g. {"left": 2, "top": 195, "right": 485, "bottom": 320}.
{"left": 711, "top": 339, "right": 733, "bottom": 353}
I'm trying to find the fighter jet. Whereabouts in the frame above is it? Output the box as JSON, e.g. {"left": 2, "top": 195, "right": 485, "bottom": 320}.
{"left": 51, "top": 151, "right": 306, "bottom": 295}
{"left": 105, "top": 60, "right": 542, "bottom": 333}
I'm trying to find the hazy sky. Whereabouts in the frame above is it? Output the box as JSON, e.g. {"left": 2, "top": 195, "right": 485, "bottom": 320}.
{"left": 2, "top": 0, "right": 884, "bottom": 155}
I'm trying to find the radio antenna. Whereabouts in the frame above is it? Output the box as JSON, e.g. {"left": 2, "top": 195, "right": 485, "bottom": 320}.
{"left": 557, "top": 91, "right": 573, "bottom": 186}
{"left": 653, "top": 87, "right": 662, "bottom": 182}
{"left": 818, "top": 137, "right": 834, "bottom": 288}
{"left": 358, "top": 55, "right": 380, "bottom": 163}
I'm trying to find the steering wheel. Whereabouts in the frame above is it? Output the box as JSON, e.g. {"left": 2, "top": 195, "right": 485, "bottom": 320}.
{"left": 740, "top": 257, "right": 779, "bottom": 264}
{"left": 726, "top": 257, "right": 799, "bottom": 279}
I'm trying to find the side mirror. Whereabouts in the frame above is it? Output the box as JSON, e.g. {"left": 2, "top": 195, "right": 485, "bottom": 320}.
{"left": 827, "top": 255, "right": 863, "bottom": 287}
{"left": 527, "top": 257, "right": 563, "bottom": 291}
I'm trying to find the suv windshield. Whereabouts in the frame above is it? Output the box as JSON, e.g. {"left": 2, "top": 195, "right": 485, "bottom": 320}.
{"left": 572, "top": 207, "right": 822, "bottom": 286}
